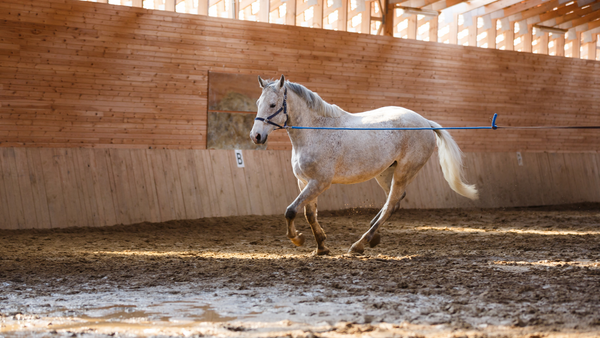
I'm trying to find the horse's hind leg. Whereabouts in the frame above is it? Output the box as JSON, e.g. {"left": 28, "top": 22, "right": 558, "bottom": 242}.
{"left": 369, "top": 162, "right": 403, "bottom": 248}
{"left": 350, "top": 165, "right": 414, "bottom": 254}
{"left": 367, "top": 191, "right": 406, "bottom": 248}
{"left": 349, "top": 182, "right": 406, "bottom": 254}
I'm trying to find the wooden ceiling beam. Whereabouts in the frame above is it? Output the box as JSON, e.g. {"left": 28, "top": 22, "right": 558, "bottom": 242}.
{"left": 540, "top": 0, "right": 600, "bottom": 27}
{"left": 423, "top": 0, "right": 468, "bottom": 12}
{"left": 497, "top": 0, "right": 544, "bottom": 17}
{"left": 483, "top": 0, "right": 526, "bottom": 13}
{"left": 508, "top": 0, "right": 562, "bottom": 21}
{"left": 537, "top": 1, "right": 580, "bottom": 24}
{"left": 558, "top": 3, "right": 600, "bottom": 28}
{"left": 389, "top": 0, "right": 440, "bottom": 7}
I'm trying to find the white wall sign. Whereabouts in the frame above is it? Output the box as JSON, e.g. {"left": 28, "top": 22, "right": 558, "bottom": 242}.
{"left": 235, "top": 150, "right": 245, "bottom": 168}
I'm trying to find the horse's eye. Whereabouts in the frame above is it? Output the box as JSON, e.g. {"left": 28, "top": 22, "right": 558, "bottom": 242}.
{"left": 270, "top": 104, "right": 276, "bottom": 108}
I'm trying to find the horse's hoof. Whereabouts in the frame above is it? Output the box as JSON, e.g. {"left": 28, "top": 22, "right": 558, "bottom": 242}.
{"left": 313, "top": 247, "right": 330, "bottom": 256}
{"left": 290, "top": 233, "right": 306, "bottom": 247}
{"left": 369, "top": 233, "right": 381, "bottom": 248}
{"left": 349, "top": 242, "right": 364, "bottom": 255}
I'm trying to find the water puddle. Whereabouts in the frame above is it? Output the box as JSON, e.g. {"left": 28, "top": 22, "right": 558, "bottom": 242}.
{"left": 1, "top": 297, "right": 249, "bottom": 337}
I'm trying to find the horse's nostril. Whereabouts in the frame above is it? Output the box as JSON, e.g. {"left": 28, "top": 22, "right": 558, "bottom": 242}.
{"left": 256, "top": 133, "right": 261, "bottom": 142}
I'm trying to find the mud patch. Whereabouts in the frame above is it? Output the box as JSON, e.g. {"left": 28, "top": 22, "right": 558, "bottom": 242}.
{"left": 1, "top": 204, "right": 599, "bottom": 337}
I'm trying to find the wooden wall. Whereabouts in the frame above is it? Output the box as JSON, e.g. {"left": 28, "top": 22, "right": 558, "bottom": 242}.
{"left": 1, "top": 0, "right": 599, "bottom": 229}
{"left": 1, "top": 147, "right": 599, "bottom": 229}
{"left": 1, "top": 0, "right": 600, "bottom": 152}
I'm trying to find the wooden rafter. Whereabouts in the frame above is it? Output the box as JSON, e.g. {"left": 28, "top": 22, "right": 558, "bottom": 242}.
{"left": 558, "top": 5, "right": 600, "bottom": 28}
{"left": 537, "top": 1, "right": 580, "bottom": 24}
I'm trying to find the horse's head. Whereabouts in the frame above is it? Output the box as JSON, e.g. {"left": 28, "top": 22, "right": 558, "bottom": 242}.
{"left": 250, "top": 75, "right": 287, "bottom": 145}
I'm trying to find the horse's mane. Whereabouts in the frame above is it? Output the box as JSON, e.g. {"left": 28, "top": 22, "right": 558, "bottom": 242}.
{"left": 265, "top": 80, "right": 345, "bottom": 118}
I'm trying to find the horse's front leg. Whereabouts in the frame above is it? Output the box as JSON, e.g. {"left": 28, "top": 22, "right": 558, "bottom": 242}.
{"left": 298, "top": 180, "right": 329, "bottom": 255}
{"left": 285, "top": 179, "right": 330, "bottom": 249}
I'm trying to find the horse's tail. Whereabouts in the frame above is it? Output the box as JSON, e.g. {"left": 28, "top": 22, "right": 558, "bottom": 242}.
{"left": 428, "top": 120, "right": 479, "bottom": 200}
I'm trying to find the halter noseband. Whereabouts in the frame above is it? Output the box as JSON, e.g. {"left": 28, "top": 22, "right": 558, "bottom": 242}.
{"left": 255, "top": 87, "right": 288, "bottom": 130}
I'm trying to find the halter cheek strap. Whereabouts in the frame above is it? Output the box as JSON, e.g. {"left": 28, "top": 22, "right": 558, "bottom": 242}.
{"left": 255, "top": 87, "right": 288, "bottom": 130}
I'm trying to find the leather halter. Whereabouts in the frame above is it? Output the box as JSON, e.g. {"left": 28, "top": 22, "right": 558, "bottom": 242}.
{"left": 254, "top": 87, "right": 288, "bottom": 130}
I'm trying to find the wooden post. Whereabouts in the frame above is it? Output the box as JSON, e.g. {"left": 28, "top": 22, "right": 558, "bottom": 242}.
{"left": 165, "top": 0, "right": 176, "bottom": 11}
{"left": 314, "top": 0, "right": 324, "bottom": 28}
{"left": 383, "top": 0, "right": 394, "bottom": 36}
{"left": 286, "top": 0, "right": 296, "bottom": 25}
{"left": 259, "top": 0, "right": 269, "bottom": 22}
{"left": 505, "top": 23, "right": 514, "bottom": 50}
{"left": 522, "top": 24, "right": 532, "bottom": 52}
{"left": 554, "top": 35, "right": 565, "bottom": 57}
{"left": 539, "top": 32, "right": 549, "bottom": 54}
{"left": 199, "top": 0, "right": 208, "bottom": 15}
{"left": 132, "top": 0, "right": 142, "bottom": 7}
{"left": 229, "top": 0, "right": 237, "bottom": 19}
{"left": 487, "top": 19, "right": 497, "bottom": 48}
{"left": 338, "top": 0, "right": 348, "bottom": 31}
{"left": 449, "top": 14, "right": 458, "bottom": 44}
{"left": 583, "top": 33, "right": 597, "bottom": 60}
{"left": 429, "top": 16, "right": 438, "bottom": 42}
{"left": 185, "top": 0, "right": 193, "bottom": 12}
{"left": 361, "top": 1, "right": 371, "bottom": 34}
{"left": 407, "top": 14, "right": 417, "bottom": 39}
{"left": 468, "top": 21, "right": 477, "bottom": 46}
{"left": 567, "top": 31, "right": 581, "bottom": 58}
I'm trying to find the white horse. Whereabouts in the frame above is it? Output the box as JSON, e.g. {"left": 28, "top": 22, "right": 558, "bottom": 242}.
{"left": 250, "top": 75, "right": 478, "bottom": 255}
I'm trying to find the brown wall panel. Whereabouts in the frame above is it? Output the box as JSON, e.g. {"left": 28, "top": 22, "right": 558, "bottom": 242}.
{"left": 1, "top": 148, "right": 599, "bottom": 229}
{"left": 0, "top": 0, "right": 599, "bottom": 152}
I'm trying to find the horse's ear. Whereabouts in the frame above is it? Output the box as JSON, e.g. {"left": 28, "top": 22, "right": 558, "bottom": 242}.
{"left": 278, "top": 75, "right": 285, "bottom": 89}
{"left": 258, "top": 76, "right": 266, "bottom": 89}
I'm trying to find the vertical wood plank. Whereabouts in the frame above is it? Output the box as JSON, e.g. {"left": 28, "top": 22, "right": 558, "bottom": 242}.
{"left": 167, "top": 150, "right": 188, "bottom": 219}
{"left": 128, "top": 149, "right": 155, "bottom": 223}
{"left": 210, "top": 150, "right": 239, "bottom": 216}
{"left": 0, "top": 149, "right": 26, "bottom": 229}
{"left": 108, "top": 149, "right": 134, "bottom": 225}
{"left": 229, "top": 150, "right": 253, "bottom": 215}
{"left": 54, "top": 148, "right": 85, "bottom": 228}
{"left": 90, "top": 149, "right": 118, "bottom": 227}
{"left": 25, "top": 149, "right": 52, "bottom": 229}
{"left": 194, "top": 150, "right": 221, "bottom": 217}
{"left": 13, "top": 148, "right": 38, "bottom": 228}
{"left": 0, "top": 150, "right": 9, "bottom": 228}
{"left": 147, "top": 149, "right": 176, "bottom": 222}
{"left": 174, "top": 150, "right": 203, "bottom": 219}
{"left": 139, "top": 150, "right": 162, "bottom": 223}
{"left": 73, "top": 149, "right": 101, "bottom": 227}
{"left": 241, "top": 150, "right": 267, "bottom": 215}
{"left": 67, "top": 149, "right": 93, "bottom": 227}
{"left": 39, "top": 149, "right": 67, "bottom": 228}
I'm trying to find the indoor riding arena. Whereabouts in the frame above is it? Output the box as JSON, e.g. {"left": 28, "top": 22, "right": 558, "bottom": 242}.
{"left": 1, "top": 0, "right": 600, "bottom": 337}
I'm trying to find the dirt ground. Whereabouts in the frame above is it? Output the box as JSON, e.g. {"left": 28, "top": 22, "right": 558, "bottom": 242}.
{"left": 1, "top": 204, "right": 600, "bottom": 338}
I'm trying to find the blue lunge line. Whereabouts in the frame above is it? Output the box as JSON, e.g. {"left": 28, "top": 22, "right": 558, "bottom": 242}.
{"left": 287, "top": 113, "right": 500, "bottom": 131}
